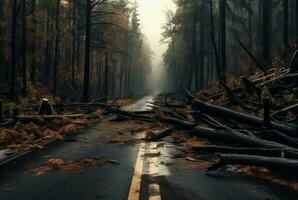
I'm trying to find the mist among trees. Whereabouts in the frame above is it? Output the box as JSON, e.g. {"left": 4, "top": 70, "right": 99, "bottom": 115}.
{"left": 161, "top": 0, "right": 297, "bottom": 93}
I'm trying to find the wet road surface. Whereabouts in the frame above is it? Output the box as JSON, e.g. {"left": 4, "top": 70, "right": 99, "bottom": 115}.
{"left": 0, "top": 96, "right": 297, "bottom": 200}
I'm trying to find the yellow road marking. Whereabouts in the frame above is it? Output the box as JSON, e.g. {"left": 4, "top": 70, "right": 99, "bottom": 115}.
{"left": 127, "top": 142, "right": 161, "bottom": 200}
{"left": 128, "top": 143, "right": 145, "bottom": 200}
{"left": 148, "top": 143, "right": 161, "bottom": 200}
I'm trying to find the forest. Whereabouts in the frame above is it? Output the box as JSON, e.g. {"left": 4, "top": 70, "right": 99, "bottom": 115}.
{"left": 0, "top": 0, "right": 152, "bottom": 103}
{"left": 162, "top": 0, "right": 297, "bottom": 92}
{"left": 0, "top": 0, "right": 298, "bottom": 199}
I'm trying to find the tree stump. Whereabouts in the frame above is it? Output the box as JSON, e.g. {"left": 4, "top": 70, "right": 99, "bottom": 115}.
{"left": 38, "top": 98, "right": 54, "bottom": 115}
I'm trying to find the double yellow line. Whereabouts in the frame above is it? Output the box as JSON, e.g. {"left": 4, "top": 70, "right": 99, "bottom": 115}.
{"left": 128, "top": 143, "right": 161, "bottom": 200}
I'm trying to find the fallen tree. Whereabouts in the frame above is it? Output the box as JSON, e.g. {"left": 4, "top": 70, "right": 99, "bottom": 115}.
{"left": 148, "top": 126, "right": 175, "bottom": 141}
{"left": 190, "top": 126, "right": 292, "bottom": 149}
{"left": 192, "top": 145, "right": 298, "bottom": 159}
{"left": 106, "top": 108, "right": 154, "bottom": 122}
{"left": 208, "top": 154, "right": 298, "bottom": 173}
{"left": 161, "top": 116, "right": 295, "bottom": 150}
{"left": 160, "top": 117, "right": 197, "bottom": 130}
{"left": 190, "top": 99, "right": 297, "bottom": 136}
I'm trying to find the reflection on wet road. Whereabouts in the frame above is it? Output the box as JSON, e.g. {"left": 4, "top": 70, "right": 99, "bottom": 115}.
{"left": 0, "top": 95, "right": 297, "bottom": 200}
{"left": 123, "top": 96, "right": 298, "bottom": 200}
{"left": 121, "top": 96, "right": 155, "bottom": 112}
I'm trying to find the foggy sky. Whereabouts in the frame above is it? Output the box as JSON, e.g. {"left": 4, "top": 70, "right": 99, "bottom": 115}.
{"left": 138, "top": 0, "right": 176, "bottom": 68}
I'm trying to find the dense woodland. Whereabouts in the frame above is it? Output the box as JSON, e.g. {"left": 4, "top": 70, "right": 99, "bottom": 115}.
{"left": 1, "top": 1, "right": 298, "bottom": 193}
{"left": 0, "top": 0, "right": 152, "bottom": 102}
{"left": 162, "top": 0, "right": 298, "bottom": 93}
{"left": 1, "top": 0, "right": 298, "bottom": 101}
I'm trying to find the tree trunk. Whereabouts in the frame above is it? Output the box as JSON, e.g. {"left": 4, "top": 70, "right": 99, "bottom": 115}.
{"left": 248, "top": 0, "right": 253, "bottom": 49}
{"left": 53, "top": 0, "right": 60, "bottom": 95}
{"left": 262, "top": 0, "right": 272, "bottom": 68}
{"left": 191, "top": 98, "right": 297, "bottom": 136}
{"left": 199, "top": 3, "right": 205, "bottom": 88}
{"left": 71, "top": 0, "right": 77, "bottom": 88}
{"left": 44, "top": 8, "right": 51, "bottom": 83}
{"left": 283, "top": 0, "right": 289, "bottom": 58}
{"left": 10, "top": 0, "right": 17, "bottom": 100}
{"left": 30, "top": 0, "right": 36, "bottom": 83}
{"left": 22, "top": 0, "right": 27, "bottom": 96}
{"left": 0, "top": 2, "right": 4, "bottom": 77}
{"left": 83, "top": 0, "right": 91, "bottom": 102}
{"left": 210, "top": 0, "right": 220, "bottom": 80}
{"left": 148, "top": 127, "right": 175, "bottom": 141}
{"left": 191, "top": 12, "right": 198, "bottom": 90}
{"left": 192, "top": 145, "right": 298, "bottom": 159}
{"left": 104, "top": 52, "right": 109, "bottom": 102}
{"left": 190, "top": 126, "right": 291, "bottom": 149}
{"left": 208, "top": 154, "right": 298, "bottom": 172}
{"left": 219, "top": 0, "right": 226, "bottom": 82}
{"left": 296, "top": 0, "right": 298, "bottom": 48}
{"left": 160, "top": 117, "right": 197, "bottom": 130}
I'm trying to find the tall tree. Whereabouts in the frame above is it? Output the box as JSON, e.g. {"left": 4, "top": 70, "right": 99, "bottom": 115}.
{"left": 283, "top": 0, "right": 289, "bottom": 57}
{"left": 22, "top": 0, "right": 27, "bottom": 96}
{"left": 71, "top": 0, "right": 77, "bottom": 88}
{"left": 44, "top": 2, "right": 51, "bottom": 83}
{"left": 248, "top": 0, "right": 253, "bottom": 49}
{"left": 219, "top": 0, "right": 226, "bottom": 81}
{"left": 210, "top": 0, "right": 220, "bottom": 79}
{"left": 262, "top": 0, "right": 272, "bottom": 68}
{"left": 199, "top": 0, "right": 206, "bottom": 88}
{"left": 53, "top": 0, "right": 60, "bottom": 95}
{"left": 190, "top": 5, "right": 198, "bottom": 90}
{"left": 30, "top": 0, "right": 36, "bottom": 83}
{"left": 10, "top": 0, "right": 18, "bottom": 100}
{"left": 83, "top": 0, "right": 91, "bottom": 102}
{"left": 296, "top": 0, "right": 298, "bottom": 48}
{"left": 0, "top": 1, "right": 4, "bottom": 77}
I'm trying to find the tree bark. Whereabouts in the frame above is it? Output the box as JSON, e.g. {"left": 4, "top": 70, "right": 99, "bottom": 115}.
{"left": 283, "top": 0, "right": 289, "bottom": 57}
{"left": 83, "top": 0, "right": 91, "bottom": 102}
{"left": 248, "top": 0, "right": 253, "bottom": 49}
{"left": 161, "top": 117, "right": 197, "bottom": 130}
{"left": 30, "top": 0, "right": 36, "bottom": 83}
{"left": 296, "top": 0, "right": 298, "bottom": 48}
{"left": 208, "top": 154, "right": 298, "bottom": 172}
{"left": 72, "top": 0, "right": 77, "bottom": 88}
{"left": 190, "top": 126, "right": 291, "bottom": 149}
{"left": 209, "top": 0, "right": 220, "bottom": 80}
{"left": 0, "top": 2, "right": 4, "bottom": 77}
{"left": 199, "top": 2, "right": 205, "bottom": 88}
{"left": 262, "top": 0, "right": 272, "bottom": 68}
{"left": 148, "top": 127, "right": 175, "bottom": 141}
{"left": 53, "top": 0, "right": 60, "bottom": 96}
{"left": 10, "top": 0, "right": 17, "bottom": 100}
{"left": 219, "top": 0, "right": 226, "bottom": 82}
{"left": 191, "top": 8, "right": 198, "bottom": 90}
{"left": 191, "top": 98, "right": 297, "bottom": 136}
{"left": 44, "top": 8, "right": 51, "bottom": 83}
{"left": 104, "top": 51, "right": 109, "bottom": 102}
{"left": 22, "top": 0, "right": 27, "bottom": 96}
{"left": 192, "top": 145, "right": 298, "bottom": 159}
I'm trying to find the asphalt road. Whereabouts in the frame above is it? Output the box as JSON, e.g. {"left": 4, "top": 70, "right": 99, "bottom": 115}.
{"left": 0, "top": 96, "right": 297, "bottom": 200}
